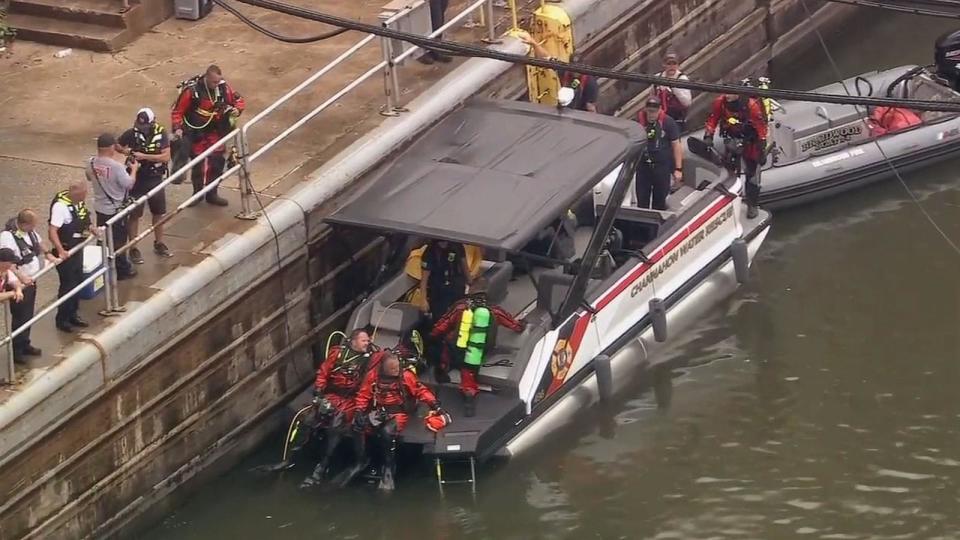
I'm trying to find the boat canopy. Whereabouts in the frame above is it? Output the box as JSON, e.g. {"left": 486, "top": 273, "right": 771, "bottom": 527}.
{"left": 325, "top": 99, "right": 645, "bottom": 252}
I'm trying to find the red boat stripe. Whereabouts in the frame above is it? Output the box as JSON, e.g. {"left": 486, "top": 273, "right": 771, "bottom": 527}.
{"left": 593, "top": 195, "right": 735, "bottom": 312}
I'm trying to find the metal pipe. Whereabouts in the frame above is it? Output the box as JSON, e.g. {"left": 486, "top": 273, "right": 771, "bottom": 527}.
{"left": 0, "top": 268, "right": 107, "bottom": 346}
{"left": 249, "top": 63, "right": 387, "bottom": 162}
{"left": 236, "top": 130, "right": 256, "bottom": 219}
{"left": 507, "top": 0, "right": 519, "bottom": 31}
{"left": 24, "top": 235, "right": 96, "bottom": 285}
{"left": 392, "top": 0, "right": 490, "bottom": 64}
{"left": 381, "top": 35, "right": 398, "bottom": 115}
{"left": 106, "top": 131, "right": 239, "bottom": 226}
{"left": 1, "top": 308, "right": 13, "bottom": 384}
{"left": 241, "top": 34, "right": 377, "bottom": 136}
{"left": 485, "top": 0, "right": 497, "bottom": 43}
{"left": 99, "top": 229, "right": 113, "bottom": 312}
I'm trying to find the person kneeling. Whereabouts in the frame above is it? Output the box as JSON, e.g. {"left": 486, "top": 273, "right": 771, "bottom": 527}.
{"left": 353, "top": 353, "right": 448, "bottom": 491}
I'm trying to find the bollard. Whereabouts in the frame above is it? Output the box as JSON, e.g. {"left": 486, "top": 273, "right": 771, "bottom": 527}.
{"left": 103, "top": 225, "right": 121, "bottom": 312}
{"left": 649, "top": 297, "right": 667, "bottom": 342}
{"left": 731, "top": 238, "right": 750, "bottom": 284}
{"left": 235, "top": 130, "right": 260, "bottom": 221}
{"left": 594, "top": 354, "right": 613, "bottom": 403}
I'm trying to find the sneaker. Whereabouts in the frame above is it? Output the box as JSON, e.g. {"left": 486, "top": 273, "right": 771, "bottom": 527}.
{"left": 154, "top": 241, "right": 172, "bottom": 258}
{"left": 129, "top": 247, "right": 144, "bottom": 265}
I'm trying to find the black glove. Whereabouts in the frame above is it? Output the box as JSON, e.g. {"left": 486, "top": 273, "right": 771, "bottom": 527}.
{"left": 312, "top": 387, "right": 322, "bottom": 398}
{"left": 352, "top": 412, "right": 368, "bottom": 432}
{"left": 703, "top": 134, "right": 714, "bottom": 146}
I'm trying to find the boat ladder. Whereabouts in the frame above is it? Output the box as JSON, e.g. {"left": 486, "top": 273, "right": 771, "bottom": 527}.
{"left": 434, "top": 456, "right": 477, "bottom": 495}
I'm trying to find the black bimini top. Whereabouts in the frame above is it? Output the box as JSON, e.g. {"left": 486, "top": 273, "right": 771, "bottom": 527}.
{"left": 325, "top": 99, "right": 645, "bottom": 251}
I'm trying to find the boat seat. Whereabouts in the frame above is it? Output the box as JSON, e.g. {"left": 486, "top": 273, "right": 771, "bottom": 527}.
{"left": 481, "top": 261, "right": 512, "bottom": 306}
{"left": 536, "top": 270, "right": 574, "bottom": 315}
{"left": 371, "top": 301, "right": 421, "bottom": 349}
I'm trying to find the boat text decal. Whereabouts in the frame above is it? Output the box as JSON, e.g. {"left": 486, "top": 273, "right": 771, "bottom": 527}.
{"left": 810, "top": 147, "right": 866, "bottom": 168}
{"left": 937, "top": 127, "right": 960, "bottom": 141}
{"left": 799, "top": 123, "right": 864, "bottom": 153}
{"left": 630, "top": 205, "right": 734, "bottom": 297}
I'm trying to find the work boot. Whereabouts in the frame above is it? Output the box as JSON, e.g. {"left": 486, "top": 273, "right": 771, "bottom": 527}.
{"left": 417, "top": 54, "right": 435, "bottom": 65}
{"left": 117, "top": 268, "right": 138, "bottom": 280}
{"left": 206, "top": 191, "right": 229, "bottom": 207}
{"left": 746, "top": 205, "right": 759, "bottom": 219}
{"left": 463, "top": 393, "right": 477, "bottom": 418}
{"left": 432, "top": 51, "right": 453, "bottom": 63}
{"left": 744, "top": 182, "right": 761, "bottom": 220}
{"left": 129, "top": 247, "right": 144, "bottom": 265}
{"left": 69, "top": 316, "right": 89, "bottom": 328}
{"left": 56, "top": 320, "right": 73, "bottom": 333}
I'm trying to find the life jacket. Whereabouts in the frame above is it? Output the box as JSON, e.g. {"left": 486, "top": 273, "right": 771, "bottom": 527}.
{"left": 560, "top": 71, "right": 592, "bottom": 111}
{"left": 372, "top": 371, "right": 414, "bottom": 415}
{"left": 455, "top": 299, "right": 492, "bottom": 367}
{"left": 327, "top": 346, "right": 372, "bottom": 395}
{"left": 637, "top": 108, "right": 669, "bottom": 164}
{"left": 175, "top": 76, "right": 232, "bottom": 133}
{"left": 655, "top": 75, "right": 688, "bottom": 120}
{"left": 49, "top": 191, "right": 90, "bottom": 251}
{"left": 3, "top": 219, "right": 43, "bottom": 270}
{"left": 869, "top": 107, "right": 922, "bottom": 136}
{"left": 131, "top": 123, "right": 168, "bottom": 176}
{"left": 719, "top": 98, "right": 762, "bottom": 140}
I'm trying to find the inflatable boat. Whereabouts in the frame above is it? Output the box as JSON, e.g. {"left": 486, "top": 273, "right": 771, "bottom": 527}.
{"left": 282, "top": 99, "right": 770, "bottom": 490}
{"left": 756, "top": 64, "right": 960, "bottom": 209}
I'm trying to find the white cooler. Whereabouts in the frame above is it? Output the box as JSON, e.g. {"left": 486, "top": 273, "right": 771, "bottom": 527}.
{"left": 79, "top": 245, "right": 104, "bottom": 300}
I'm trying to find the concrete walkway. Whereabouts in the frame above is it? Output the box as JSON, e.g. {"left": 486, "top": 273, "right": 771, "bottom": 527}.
{"left": 0, "top": 0, "right": 530, "bottom": 400}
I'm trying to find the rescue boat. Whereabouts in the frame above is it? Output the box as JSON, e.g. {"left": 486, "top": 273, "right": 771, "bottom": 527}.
{"left": 754, "top": 64, "right": 960, "bottom": 208}
{"left": 293, "top": 98, "right": 770, "bottom": 487}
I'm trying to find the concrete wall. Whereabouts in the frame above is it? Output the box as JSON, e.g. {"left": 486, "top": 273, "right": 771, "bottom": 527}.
{"left": 0, "top": 1, "right": 852, "bottom": 539}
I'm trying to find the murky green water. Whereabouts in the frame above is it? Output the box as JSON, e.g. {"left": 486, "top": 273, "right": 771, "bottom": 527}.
{"left": 146, "top": 12, "right": 960, "bottom": 540}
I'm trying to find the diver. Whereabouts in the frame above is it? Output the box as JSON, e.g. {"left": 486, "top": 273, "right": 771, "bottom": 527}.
{"left": 703, "top": 87, "right": 768, "bottom": 219}
{"left": 353, "top": 352, "right": 449, "bottom": 491}
{"left": 431, "top": 279, "right": 524, "bottom": 417}
{"left": 300, "top": 329, "right": 380, "bottom": 488}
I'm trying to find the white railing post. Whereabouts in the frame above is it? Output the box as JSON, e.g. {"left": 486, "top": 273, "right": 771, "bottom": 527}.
{"left": 483, "top": 0, "right": 500, "bottom": 44}
{"left": 103, "top": 225, "right": 121, "bottom": 313}
{"left": 0, "top": 306, "right": 13, "bottom": 384}
{"left": 380, "top": 33, "right": 402, "bottom": 117}
{"left": 235, "top": 130, "right": 260, "bottom": 221}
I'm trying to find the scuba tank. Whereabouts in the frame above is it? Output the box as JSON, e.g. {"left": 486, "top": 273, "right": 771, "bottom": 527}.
{"left": 464, "top": 306, "right": 491, "bottom": 367}
{"left": 456, "top": 306, "right": 473, "bottom": 348}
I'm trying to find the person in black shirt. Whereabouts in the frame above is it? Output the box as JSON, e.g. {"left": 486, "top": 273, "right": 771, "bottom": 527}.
{"left": 419, "top": 240, "right": 471, "bottom": 321}
{"left": 635, "top": 96, "right": 683, "bottom": 210}
{"left": 118, "top": 108, "right": 172, "bottom": 263}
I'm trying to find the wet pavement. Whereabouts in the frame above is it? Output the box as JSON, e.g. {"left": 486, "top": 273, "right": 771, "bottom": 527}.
{"left": 143, "top": 10, "right": 960, "bottom": 540}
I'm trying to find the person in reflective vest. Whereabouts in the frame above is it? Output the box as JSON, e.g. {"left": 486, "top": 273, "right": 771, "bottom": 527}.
{"left": 48, "top": 181, "right": 93, "bottom": 332}
{"left": 171, "top": 64, "right": 245, "bottom": 207}
{"left": 301, "top": 329, "right": 381, "bottom": 487}
{"left": 703, "top": 89, "right": 768, "bottom": 219}
{"left": 431, "top": 279, "right": 524, "bottom": 417}
{"left": 118, "top": 108, "right": 172, "bottom": 261}
{"left": 353, "top": 352, "right": 444, "bottom": 491}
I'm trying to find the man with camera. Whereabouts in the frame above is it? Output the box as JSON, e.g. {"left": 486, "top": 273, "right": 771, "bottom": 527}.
{"left": 86, "top": 133, "right": 137, "bottom": 281}
{"left": 703, "top": 88, "right": 768, "bottom": 219}
{"left": 118, "top": 108, "right": 172, "bottom": 263}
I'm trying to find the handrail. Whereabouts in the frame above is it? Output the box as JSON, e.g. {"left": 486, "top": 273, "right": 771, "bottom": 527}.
{"left": 0, "top": 0, "right": 507, "bottom": 386}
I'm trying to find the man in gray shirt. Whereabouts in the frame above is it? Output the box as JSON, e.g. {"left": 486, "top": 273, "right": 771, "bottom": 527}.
{"left": 85, "top": 133, "right": 137, "bottom": 279}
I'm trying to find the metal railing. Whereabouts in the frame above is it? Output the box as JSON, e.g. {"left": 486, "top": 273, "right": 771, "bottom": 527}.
{"left": 0, "top": 0, "right": 510, "bottom": 385}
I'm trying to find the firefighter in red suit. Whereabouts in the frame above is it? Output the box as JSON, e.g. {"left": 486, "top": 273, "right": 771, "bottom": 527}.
{"left": 353, "top": 352, "right": 445, "bottom": 491}
{"left": 300, "top": 329, "right": 380, "bottom": 488}
{"left": 170, "top": 64, "right": 245, "bottom": 207}
{"left": 431, "top": 281, "right": 524, "bottom": 417}
{"left": 703, "top": 91, "right": 768, "bottom": 219}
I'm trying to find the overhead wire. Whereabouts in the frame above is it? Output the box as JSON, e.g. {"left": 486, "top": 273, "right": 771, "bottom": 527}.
{"left": 798, "top": 0, "right": 960, "bottom": 257}
{"left": 223, "top": 0, "right": 960, "bottom": 113}
{"left": 822, "top": 0, "right": 960, "bottom": 18}
{"left": 213, "top": 0, "right": 348, "bottom": 43}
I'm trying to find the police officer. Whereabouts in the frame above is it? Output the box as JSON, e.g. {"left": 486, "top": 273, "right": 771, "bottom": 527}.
{"left": 704, "top": 89, "right": 768, "bottom": 218}
{"left": 418, "top": 0, "right": 453, "bottom": 64}
{"left": 419, "top": 240, "right": 472, "bottom": 323}
{"left": 118, "top": 108, "right": 173, "bottom": 262}
{"left": 636, "top": 96, "right": 683, "bottom": 210}
{"left": 49, "top": 180, "right": 93, "bottom": 333}
{"left": 0, "top": 209, "right": 60, "bottom": 360}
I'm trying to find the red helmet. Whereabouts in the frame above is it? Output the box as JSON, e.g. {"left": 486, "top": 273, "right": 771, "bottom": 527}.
{"left": 425, "top": 410, "right": 451, "bottom": 433}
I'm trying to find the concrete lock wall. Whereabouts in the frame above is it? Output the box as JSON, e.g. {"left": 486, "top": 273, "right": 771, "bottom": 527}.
{"left": 0, "top": 1, "right": 851, "bottom": 538}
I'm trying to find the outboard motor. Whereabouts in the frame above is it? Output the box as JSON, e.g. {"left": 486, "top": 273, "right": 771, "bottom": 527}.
{"left": 935, "top": 29, "right": 960, "bottom": 91}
